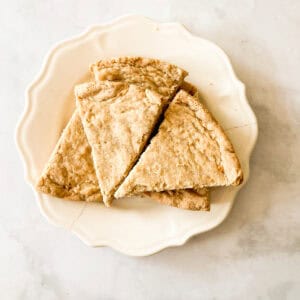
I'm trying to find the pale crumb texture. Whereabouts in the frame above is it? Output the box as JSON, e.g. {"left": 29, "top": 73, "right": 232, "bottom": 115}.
{"left": 91, "top": 56, "right": 188, "bottom": 101}
{"left": 76, "top": 81, "right": 166, "bottom": 206}
{"left": 144, "top": 188, "right": 210, "bottom": 211}
{"left": 36, "top": 112, "right": 102, "bottom": 202}
{"left": 115, "top": 90, "right": 243, "bottom": 197}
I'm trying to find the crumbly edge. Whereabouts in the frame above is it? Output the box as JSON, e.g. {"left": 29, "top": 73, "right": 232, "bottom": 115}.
{"left": 174, "top": 90, "right": 243, "bottom": 185}
{"left": 75, "top": 81, "right": 128, "bottom": 101}
{"left": 35, "top": 112, "right": 102, "bottom": 202}
{"left": 90, "top": 56, "right": 188, "bottom": 79}
{"left": 143, "top": 188, "right": 210, "bottom": 211}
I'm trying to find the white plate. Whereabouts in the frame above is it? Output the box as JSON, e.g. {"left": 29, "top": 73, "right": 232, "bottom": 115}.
{"left": 16, "top": 15, "right": 258, "bottom": 256}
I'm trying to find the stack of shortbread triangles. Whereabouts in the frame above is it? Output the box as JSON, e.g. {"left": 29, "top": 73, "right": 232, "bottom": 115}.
{"left": 37, "top": 57, "right": 243, "bottom": 210}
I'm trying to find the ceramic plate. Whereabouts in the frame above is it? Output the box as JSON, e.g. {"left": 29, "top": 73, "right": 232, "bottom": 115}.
{"left": 16, "top": 15, "right": 258, "bottom": 256}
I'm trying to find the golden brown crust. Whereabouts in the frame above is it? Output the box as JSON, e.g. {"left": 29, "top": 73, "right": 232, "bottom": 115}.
{"left": 177, "top": 91, "right": 243, "bottom": 186}
{"left": 36, "top": 112, "right": 102, "bottom": 202}
{"left": 90, "top": 56, "right": 188, "bottom": 101}
{"left": 144, "top": 188, "right": 210, "bottom": 211}
{"left": 181, "top": 81, "right": 199, "bottom": 98}
{"left": 115, "top": 90, "right": 243, "bottom": 197}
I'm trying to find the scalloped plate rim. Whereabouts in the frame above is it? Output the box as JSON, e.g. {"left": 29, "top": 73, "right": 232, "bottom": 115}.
{"left": 15, "top": 15, "right": 258, "bottom": 256}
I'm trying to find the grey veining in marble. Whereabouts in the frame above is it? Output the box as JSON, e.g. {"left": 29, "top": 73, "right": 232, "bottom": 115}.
{"left": 1, "top": 0, "right": 299, "bottom": 299}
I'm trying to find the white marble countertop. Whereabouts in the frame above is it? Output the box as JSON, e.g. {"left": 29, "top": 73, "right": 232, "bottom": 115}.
{"left": 1, "top": 1, "right": 300, "bottom": 299}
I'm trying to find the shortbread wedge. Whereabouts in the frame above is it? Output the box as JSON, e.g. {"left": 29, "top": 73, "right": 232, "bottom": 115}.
{"left": 76, "top": 81, "right": 167, "bottom": 206}
{"left": 36, "top": 112, "right": 102, "bottom": 202}
{"left": 91, "top": 56, "right": 187, "bottom": 101}
{"left": 115, "top": 90, "right": 243, "bottom": 197}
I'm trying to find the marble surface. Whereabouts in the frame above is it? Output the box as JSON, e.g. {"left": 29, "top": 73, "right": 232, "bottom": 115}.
{"left": 1, "top": 0, "right": 300, "bottom": 299}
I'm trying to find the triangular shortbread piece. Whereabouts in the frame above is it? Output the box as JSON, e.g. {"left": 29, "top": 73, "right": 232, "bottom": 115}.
{"left": 76, "top": 81, "right": 167, "bottom": 206}
{"left": 91, "top": 56, "right": 188, "bottom": 101}
{"left": 115, "top": 90, "right": 243, "bottom": 197}
{"left": 36, "top": 112, "right": 102, "bottom": 201}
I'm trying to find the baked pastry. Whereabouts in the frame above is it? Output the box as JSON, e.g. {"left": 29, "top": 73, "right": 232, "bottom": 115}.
{"left": 37, "top": 57, "right": 188, "bottom": 203}
{"left": 36, "top": 112, "right": 101, "bottom": 201}
{"left": 115, "top": 89, "right": 243, "bottom": 197}
{"left": 37, "top": 58, "right": 213, "bottom": 210}
{"left": 91, "top": 56, "right": 187, "bottom": 101}
{"left": 76, "top": 81, "right": 166, "bottom": 206}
